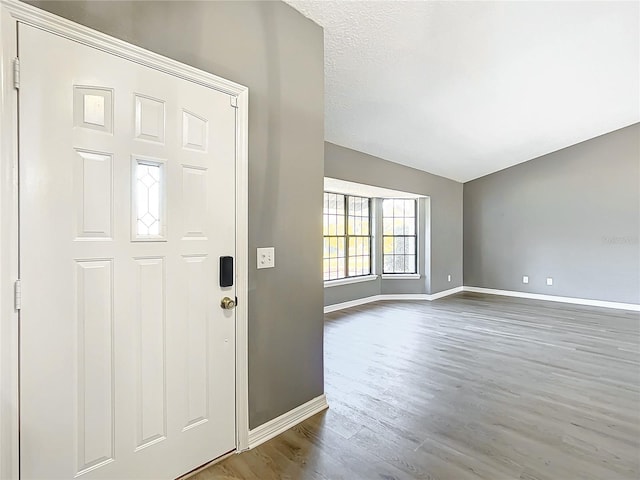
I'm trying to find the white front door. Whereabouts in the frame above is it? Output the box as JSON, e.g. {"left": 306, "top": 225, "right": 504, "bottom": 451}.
{"left": 19, "top": 23, "right": 237, "bottom": 479}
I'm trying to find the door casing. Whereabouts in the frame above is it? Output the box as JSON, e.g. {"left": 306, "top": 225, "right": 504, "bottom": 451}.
{"left": 0, "top": 1, "right": 250, "bottom": 477}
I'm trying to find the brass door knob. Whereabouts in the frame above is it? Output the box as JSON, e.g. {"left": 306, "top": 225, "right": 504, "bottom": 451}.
{"left": 220, "top": 297, "right": 236, "bottom": 310}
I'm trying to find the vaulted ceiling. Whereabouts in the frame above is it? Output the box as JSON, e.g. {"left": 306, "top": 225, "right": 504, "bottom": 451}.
{"left": 285, "top": 1, "right": 639, "bottom": 183}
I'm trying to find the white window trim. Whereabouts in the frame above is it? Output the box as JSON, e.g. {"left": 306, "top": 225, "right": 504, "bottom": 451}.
{"left": 324, "top": 274, "right": 378, "bottom": 288}
{"left": 381, "top": 198, "right": 419, "bottom": 276}
{"left": 323, "top": 192, "right": 373, "bottom": 281}
{"left": 381, "top": 273, "right": 421, "bottom": 280}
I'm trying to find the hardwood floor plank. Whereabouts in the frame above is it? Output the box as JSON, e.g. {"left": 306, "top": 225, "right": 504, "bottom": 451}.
{"left": 193, "top": 293, "right": 640, "bottom": 479}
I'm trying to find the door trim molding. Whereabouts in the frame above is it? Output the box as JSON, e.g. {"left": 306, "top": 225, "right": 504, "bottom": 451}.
{"left": 0, "top": 0, "right": 250, "bottom": 475}
{"left": 0, "top": 0, "right": 246, "bottom": 96}
{"left": 0, "top": 3, "right": 19, "bottom": 479}
{"left": 234, "top": 87, "right": 250, "bottom": 451}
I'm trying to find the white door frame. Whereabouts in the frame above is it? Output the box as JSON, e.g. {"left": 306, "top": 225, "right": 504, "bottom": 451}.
{"left": 0, "top": 1, "right": 250, "bottom": 477}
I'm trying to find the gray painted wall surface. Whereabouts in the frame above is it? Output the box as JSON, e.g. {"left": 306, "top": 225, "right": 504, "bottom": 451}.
{"left": 464, "top": 123, "right": 640, "bottom": 304}
{"left": 324, "top": 142, "right": 463, "bottom": 305}
{"left": 324, "top": 279, "right": 380, "bottom": 306}
{"left": 27, "top": 0, "right": 325, "bottom": 429}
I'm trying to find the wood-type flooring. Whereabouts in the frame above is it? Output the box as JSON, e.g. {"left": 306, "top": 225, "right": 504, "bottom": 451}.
{"left": 193, "top": 292, "right": 640, "bottom": 479}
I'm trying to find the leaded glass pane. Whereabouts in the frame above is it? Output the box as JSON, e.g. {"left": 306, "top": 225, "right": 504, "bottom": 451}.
{"left": 136, "top": 163, "right": 161, "bottom": 236}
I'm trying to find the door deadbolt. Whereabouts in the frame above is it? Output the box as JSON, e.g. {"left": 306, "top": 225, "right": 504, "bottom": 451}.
{"left": 220, "top": 297, "right": 236, "bottom": 310}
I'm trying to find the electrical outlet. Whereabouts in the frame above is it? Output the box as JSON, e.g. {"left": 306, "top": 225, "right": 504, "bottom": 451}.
{"left": 546, "top": 277, "right": 553, "bottom": 286}
{"left": 522, "top": 275, "right": 529, "bottom": 284}
{"left": 257, "top": 247, "right": 275, "bottom": 269}
{"left": 447, "top": 274, "right": 451, "bottom": 282}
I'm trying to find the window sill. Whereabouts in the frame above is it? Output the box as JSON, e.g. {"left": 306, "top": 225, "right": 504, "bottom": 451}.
{"left": 324, "top": 275, "right": 379, "bottom": 288}
{"left": 381, "top": 274, "right": 421, "bottom": 280}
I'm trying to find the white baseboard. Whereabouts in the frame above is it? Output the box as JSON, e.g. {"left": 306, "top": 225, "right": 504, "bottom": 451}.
{"left": 324, "top": 285, "right": 638, "bottom": 313}
{"left": 324, "top": 295, "right": 382, "bottom": 313}
{"left": 324, "top": 286, "right": 464, "bottom": 313}
{"left": 428, "top": 286, "right": 464, "bottom": 300}
{"left": 463, "top": 286, "right": 640, "bottom": 312}
{"left": 247, "top": 394, "right": 328, "bottom": 450}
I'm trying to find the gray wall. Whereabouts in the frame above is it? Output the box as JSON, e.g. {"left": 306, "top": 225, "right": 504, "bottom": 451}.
{"left": 464, "top": 123, "right": 640, "bottom": 304}
{"left": 27, "top": 0, "right": 325, "bottom": 429}
{"left": 325, "top": 142, "right": 463, "bottom": 305}
{"left": 324, "top": 278, "right": 380, "bottom": 306}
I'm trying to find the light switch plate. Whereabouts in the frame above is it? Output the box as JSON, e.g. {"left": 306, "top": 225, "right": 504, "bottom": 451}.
{"left": 257, "top": 247, "right": 275, "bottom": 269}
{"left": 522, "top": 275, "right": 529, "bottom": 284}
{"left": 546, "top": 277, "right": 553, "bottom": 286}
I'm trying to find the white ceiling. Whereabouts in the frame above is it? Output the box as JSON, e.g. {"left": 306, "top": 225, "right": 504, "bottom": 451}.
{"left": 285, "top": 1, "right": 640, "bottom": 183}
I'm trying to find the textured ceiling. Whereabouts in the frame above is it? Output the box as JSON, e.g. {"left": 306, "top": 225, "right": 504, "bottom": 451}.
{"left": 285, "top": 1, "right": 640, "bottom": 183}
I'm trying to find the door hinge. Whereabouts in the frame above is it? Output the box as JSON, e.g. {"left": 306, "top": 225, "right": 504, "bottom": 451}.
{"left": 13, "top": 58, "right": 20, "bottom": 90}
{"left": 230, "top": 95, "right": 238, "bottom": 108}
{"left": 14, "top": 279, "right": 21, "bottom": 311}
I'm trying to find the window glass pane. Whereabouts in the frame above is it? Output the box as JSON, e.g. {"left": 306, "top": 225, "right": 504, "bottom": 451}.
{"left": 384, "top": 255, "right": 394, "bottom": 273}
{"left": 394, "top": 218, "right": 404, "bottom": 235}
{"left": 337, "top": 238, "right": 345, "bottom": 258}
{"left": 329, "top": 237, "right": 337, "bottom": 255}
{"left": 383, "top": 237, "right": 393, "bottom": 254}
{"left": 136, "top": 162, "right": 162, "bottom": 236}
{"left": 405, "top": 255, "right": 416, "bottom": 273}
{"left": 337, "top": 215, "right": 345, "bottom": 236}
{"left": 394, "top": 237, "right": 405, "bottom": 254}
{"left": 405, "top": 237, "right": 415, "bottom": 255}
{"left": 323, "top": 259, "right": 330, "bottom": 280}
{"left": 327, "top": 215, "right": 335, "bottom": 236}
{"left": 327, "top": 193, "right": 336, "bottom": 214}
{"left": 405, "top": 218, "right": 415, "bottom": 235}
{"left": 337, "top": 258, "right": 345, "bottom": 278}
{"left": 405, "top": 200, "right": 415, "bottom": 217}
{"left": 383, "top": 218, "right": 393, "bottom": 235}
{"left": 394, "top": 256, "right": 405, "bottom": 272}
{"left": 393, "top": 200, "right": 404, "bottom": 217}
{"left": 362, "top": 217, "right": 369, "bottom": 236}
{"left": 383, "top": 199, "right": 393, "bottom": 216}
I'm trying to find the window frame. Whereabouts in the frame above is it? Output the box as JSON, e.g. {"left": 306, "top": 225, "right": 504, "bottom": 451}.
{"left": 323, "top": 192, "right": 372, "bottom": 281}
{"left": 382, "top": 198, "right": 418, "bottom": 275}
